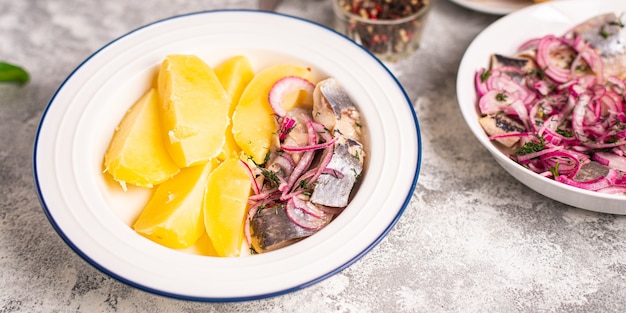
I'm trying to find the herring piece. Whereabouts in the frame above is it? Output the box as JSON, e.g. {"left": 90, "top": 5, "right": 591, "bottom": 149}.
{"left": 310, "top": 138, "right": 364, "bottom": 208}
{"left": 491, "top": 53, "right": 537, "bottom": 73}
{"left": 313, "top": 78, "right": 361, "bottom": 139}
{"left": 571, "top": 13, "right": 626, "bottom": 79}
{"left": 310, "top": 77, "right": 364, "bottom": 208}
{"left": 250, "top": 205, "right": 316, "bottom": 253}
{"left": 479, "top": 114, "right": 525, "bottom": 148}
{"left": 574, "top": 161, "right": 610, "bottom": 182}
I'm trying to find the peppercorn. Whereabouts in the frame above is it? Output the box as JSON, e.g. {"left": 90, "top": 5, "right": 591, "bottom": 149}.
{"left": 335, "top": 0, "right": 429, "bottom": 58}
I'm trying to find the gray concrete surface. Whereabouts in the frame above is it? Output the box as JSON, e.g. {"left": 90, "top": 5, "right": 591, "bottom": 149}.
{"left": 1, "top": 0, "right": 625, "bottom": 312}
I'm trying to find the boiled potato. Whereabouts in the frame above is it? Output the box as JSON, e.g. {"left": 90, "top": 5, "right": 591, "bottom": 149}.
{"left": 214, "top": 55, "right": 254, "bottom": 160}
{"left": 103, "top": 88, "right": 179, "bottom": 189}
{"left": 133, "top": 159, "right": 218, "bottom": 249}
{"left": 158, "top": 54, "right": 231, "bottom": 167}
{"left": 231, "top": 64, "right": 312, "bottom": 163}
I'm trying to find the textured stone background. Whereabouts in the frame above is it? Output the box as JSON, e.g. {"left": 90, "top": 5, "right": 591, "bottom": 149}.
{"left": 1, "top": 0, "right": 625, "bottom": 312}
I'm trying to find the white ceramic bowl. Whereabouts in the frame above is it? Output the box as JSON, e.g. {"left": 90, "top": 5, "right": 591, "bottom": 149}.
{"left": 449, "top": 0, "right": 533, "bottom": 15}
{"left": 457, "top": 0, "right": 626, "bottom": 215}
{"left": 34, "top": 10, "right": 421, "bottom": 301}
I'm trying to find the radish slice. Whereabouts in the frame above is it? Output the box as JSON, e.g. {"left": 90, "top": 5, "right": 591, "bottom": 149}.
{"left": 268, "top": 76, "right": 315, "bottom": 117}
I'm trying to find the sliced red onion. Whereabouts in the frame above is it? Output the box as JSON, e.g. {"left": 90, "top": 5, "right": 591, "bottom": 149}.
{"left": 592, "top": 151, "right": 626, "bottom": 172}
{"left": 556, "top": 168, "right": 620, "bottom": 191}
{"left": 540, "top": 150, "right": 588, "bottom": 176}
{"left": 317, "top": 204, "right": 344, "bottom": 215}
{"left": 607, "top": 76, "right": 626, "bottom": 95}
{"left": 580, "top": 139, "right": 626, "bottom": 150}
{"left": 517, "top": 38, "right": 540, "bottom": 52}
{"left": 571, "top": 93, "right": 591, "bottom": 143}
{"left": 515, "top": 146, "right": 562, "bottom": 163}
{"left": 281, "top": 136, "right": 338, "bottom": 153}
{"left": 296, "top": 167, "right": 344, "bottom": 189}
{"left": 484, "top": 69, "right": 535, "bottom": 105}
{"left": 278, "top": 116, "right": 296, "bottom": 141}
{"left": 479, "top": 90, "right": 514, "bottom": 115}
{"left": 533, "top": 80, "right": 552, "bottom": 96}
{"left": 244, "top": 201, "right": 265, "bottom": 246}
{"left": 239, "top": 159, "right": 261, "bottom": 195}
{"left": 285, "top": 198, "right": 332, "bottom": 230}
{"left": 273, "top": 153, "right": 296, "bottom": 177}
{"left": 280, "top": 150, "right": 314, "bottom": 195}
{"left": 248, "top": 187, "right": 279, "bottom": 202}
{"left": 475, "top": 68, "right": 489, "bottom": 97}
{"left": 306, "top": 119, "right": 318, "bottom": 145}
{"left": 292, "top": 196, "right": 327, "bottom": 219}
{"left": 536, "top": 35, "right": 572, "bottom": 83}
{"left": 268, "top": 76, "right": 315, "bottom": 117}
{"left": 572, "top": 35, "right": 604, "bottom": 83}
{"left": 311, "top": 121, "right": 334, "bottom": 142}
{"left": 488, "top": 132, "right": 530, "bottom": 141}
{"left": 600, "top": 91, "right": 620, "bottom": 113}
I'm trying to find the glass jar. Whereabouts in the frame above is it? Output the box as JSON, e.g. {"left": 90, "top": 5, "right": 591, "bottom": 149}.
{"left": 332, "top": 0, "right": 431, "bottom": 62}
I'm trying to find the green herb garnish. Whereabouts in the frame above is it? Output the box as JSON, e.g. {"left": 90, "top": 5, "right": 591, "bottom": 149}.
{"left": 260, "top": 168, "right": 280, "bottom": 187}
{"left": 600, "top": 26, "right": 611, "bottom": 39}
{"left": 514, "top": 136, "right": 545, "bottom": 156}
{"left": 298, "top": 179, "right": 312, "bottom": 190}
{"left": 608, "top": 17, "right": 625, "bottom": 28}
{"left": 549, "top": 163, "right": 560, "bottom": 178}
{"left": 528, "top": 68, "right": 546, "bottom": 80}
{"left": 263, "top": 152, "right": 271, "bottom": 165}
{"left": 352, "top": 168, "right": 361, "bottom": 180}
{"left": 352, "top": 148, "right": 362, "bottom": 160}
{"left": 480, "top": 69, "right": 491, "bottom": 82}
{"left": 556, "top": 129, "right": 574, "bottom": 138}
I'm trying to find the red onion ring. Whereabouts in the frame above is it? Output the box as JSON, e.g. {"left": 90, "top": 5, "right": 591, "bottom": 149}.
{"left": 268, "top": 76, "right": 315, "bottom": 117}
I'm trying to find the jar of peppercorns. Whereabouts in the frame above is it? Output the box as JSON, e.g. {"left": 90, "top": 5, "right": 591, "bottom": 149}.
{"left": 332, "top": 0, "right": 430, "bottom": 62}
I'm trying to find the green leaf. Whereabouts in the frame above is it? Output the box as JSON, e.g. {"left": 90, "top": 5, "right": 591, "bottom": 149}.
{"left": 0, "top": 62, "right": 30, "bottom": 84}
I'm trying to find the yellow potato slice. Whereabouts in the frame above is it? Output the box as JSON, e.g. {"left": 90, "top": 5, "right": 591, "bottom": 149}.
{"left": 231, "top": 64, "right": 312, "bottom": 163}
{"left": 133, "top": 159, "right": 218, "bottom": 249}
{"left": 204, "top": 158, "right": 252, "bottom": 257}
{"left": 158, "top": 54, "right": 231, "bottom": 167}
{"left": 214, "top": 55, "right": 255, "bottom": 160}
{"left": 103, "top": 88, "right": 179, "bottom": 189}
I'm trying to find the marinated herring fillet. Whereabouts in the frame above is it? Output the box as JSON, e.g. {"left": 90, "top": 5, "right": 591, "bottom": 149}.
{"left": 250, "top": 204, "right": 316, "bottom": 253}
{"left": 246, "top": 77, "right": 366, "bottom": 253}
{"left": 475, "top": 13, "right": 626, "bottom": 194}
{"left": 310, "top": 78, "right": 365, "bottom": 208}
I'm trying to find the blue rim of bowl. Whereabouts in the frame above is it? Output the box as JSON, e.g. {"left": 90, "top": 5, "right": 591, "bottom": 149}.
{"left": 32, "top": 9, "right": 422, "bottom": 302}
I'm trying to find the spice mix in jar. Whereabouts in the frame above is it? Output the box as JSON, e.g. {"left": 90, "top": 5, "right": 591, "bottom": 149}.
{"left": 333, "top": 0, "right": 430, "bottom": 62}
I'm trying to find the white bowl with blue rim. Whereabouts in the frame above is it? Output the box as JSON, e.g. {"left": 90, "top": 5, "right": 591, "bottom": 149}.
{"left": 34, "top": 10, "right": 422, "bottom": 301}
